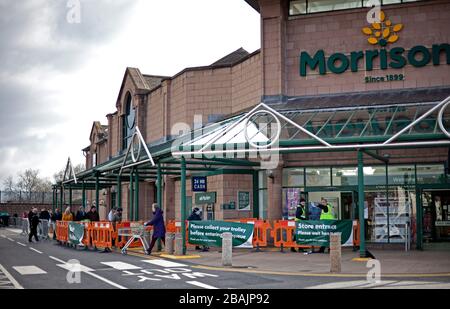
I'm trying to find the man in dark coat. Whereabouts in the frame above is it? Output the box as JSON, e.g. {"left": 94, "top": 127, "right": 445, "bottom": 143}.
{"left": 28, "top": 208, "right": 40, "bottom": 243}
{"left": 85, "top": 206, "right": 100, "bottom": 222}
{"left": 187, "top": 207, "right": 208, "bottom": 251}
{"left": 144, "top": 204, "right": 166, "bottom": 255}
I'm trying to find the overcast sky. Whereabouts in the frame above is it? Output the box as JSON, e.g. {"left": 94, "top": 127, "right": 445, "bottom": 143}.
{"left": 0, "top": 0, "right": 260, "bottom": 186}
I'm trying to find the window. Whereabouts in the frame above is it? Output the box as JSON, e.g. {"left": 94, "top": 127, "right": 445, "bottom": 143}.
{"left": 364, "top": 165, "right": 387, "bottom": 186}
{"left": 283, "top": 168, "right": 305, "bottom": 187}
{"left": 289, "top": 0, "right": 425, "bottom": 16}
{"left": 416, "top": 164, "right": 446, "bottom": 184}
{"left": 333, "top": 167, "right": 358, "bottom": 186}
{"left": 122, "top": 93, "right": 136, "bottom": 150}
{"left": 305, "top": 167, "right": 331, "bottom": 187}
{"left": 92, "top": 153, "right": 97, "bottom": 168}
{"left": 388, "top": 165, "right": 415, "bottom": 185}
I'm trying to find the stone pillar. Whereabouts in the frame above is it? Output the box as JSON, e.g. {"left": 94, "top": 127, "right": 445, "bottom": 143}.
{"left": 164, "top": 176, "right": 176, "bottom": 221}
{"left": 165, "top": 233, "right": 175, "bottom": 255}
{"left": 260, "top": 0, "right": 288, "bottom": 103}
{"left": 174, "top": 233, "right": 183, "bottom": 256}
{"left": 266, "top": 161, "right": 283, "bottom": 220}
{"left": 330, "top": 233, "right": 342, "bottom": 273}
{"left": 222, "top": 232, "right": 233, "bottom": 267}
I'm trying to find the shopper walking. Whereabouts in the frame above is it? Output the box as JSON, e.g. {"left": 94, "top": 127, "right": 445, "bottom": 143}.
{"left": 144, "top": 203, "right": 166, "bottom": 255}
{"left": 28, "top": 208, "right": 40, "bottom": 243}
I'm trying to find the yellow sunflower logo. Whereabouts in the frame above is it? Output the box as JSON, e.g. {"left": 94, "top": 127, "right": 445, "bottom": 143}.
{"left": 362, "top": 11, "right": 403, "bottom": 47}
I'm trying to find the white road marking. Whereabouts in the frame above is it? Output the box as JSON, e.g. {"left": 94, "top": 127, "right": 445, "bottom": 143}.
{"left": 1, "top": 235, "right": 6, "bottom": 238}
{"left": 0, "top": 264, "right": 24, "bottom": 289}
{"left": 29, "top": 247, "right": 43, "bottom": 254}
{"left": 6, "top": 229, "right": 21, "bottom": 234}
{"left": 101, "top": 262, "right": 141, "bottom": 270}
{"left": 50, "top": 256, "right": 127, "bottom": 289}
{"left": 186, "top": 281, "right": 219, "bottom": 289}
{"left": 13, "top": 266, "right": 47, "bottom": 275}
{"left": 16, "top": 242, "right": 26, "bottom": 247}
{"left": 85, "top": 271, "right": 128, "bottom": 289}
{"left": 7, "top": 238, "right": 14, "bottom": 242}
{"left": 141, "top": 259, "right": 187, "bottom": 268}
{"left": 49, "top": 256, "right": 65, "bottom": 263}
{"left": 56, "top": 264, "right": 94, "bottom": 272}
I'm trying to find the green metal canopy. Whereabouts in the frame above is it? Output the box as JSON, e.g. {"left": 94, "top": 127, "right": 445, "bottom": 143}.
{"left": 174, "top": 97, "right": 450, "bottom": 157}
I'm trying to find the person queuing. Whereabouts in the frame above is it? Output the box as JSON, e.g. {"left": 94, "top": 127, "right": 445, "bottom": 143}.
{"left": 108, "top": 207, "right": 117, "bottom": 222}
{"left": 38, "top": 208, "right": 50, "bottom": 239}
{"left": 144, "top": 203, "right": 166, "bottom": 255}
{"left": 62, "top": 207, "right": 74, "bottom": 221}
{"left": 21, "top": 211, "right": 29, "bottom": 235}
{"left": 85, "top": 206, "right": 100, "bottom": 222}
{"left": 28, "top": 208, "right": 40, "bottom": 243}
{"left": 112, "top": 208, "right": 122, "bottom": 224}
{"left": 75, "top": 206, "right": 86, "bottom": 221}
{"left": 188, "top": 207, "right": 209, "bottom": 252}
{"left": 51, "top": 208, "right": 62, "bottom": 240}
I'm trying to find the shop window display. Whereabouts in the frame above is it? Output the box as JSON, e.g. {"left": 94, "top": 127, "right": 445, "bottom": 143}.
{"left": 365, "top": 188, "right": 416, "bottom": 244}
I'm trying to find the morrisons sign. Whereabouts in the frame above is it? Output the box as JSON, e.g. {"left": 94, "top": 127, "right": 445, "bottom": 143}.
{"left": 300, "top": 44, "right": 450, "bottom": 76}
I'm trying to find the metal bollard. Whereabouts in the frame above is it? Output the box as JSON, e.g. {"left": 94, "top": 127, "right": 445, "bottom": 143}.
{"left": 330, "top": 233, "right": 341, "bottom": 273}
{"left": 222, "top": 232, "right": 233, "bottom": 267}
{"left": 174, "top": 233, "right": 183, "bottom": 256}
{"left": 165, "top": 233, "right": 175, "bottom": 255}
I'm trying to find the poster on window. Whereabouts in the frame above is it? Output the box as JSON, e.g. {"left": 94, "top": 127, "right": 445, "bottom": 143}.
{"left": 284, "top": 188, "right": 300, "bottom": 220}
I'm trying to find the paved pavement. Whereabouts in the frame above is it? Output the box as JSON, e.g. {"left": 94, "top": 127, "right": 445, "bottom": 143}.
{"left": 1, "top": 227, "right": 450, "bottom": 289}
{"left": 192, "top": 246, "right": 450, "bottom": 275}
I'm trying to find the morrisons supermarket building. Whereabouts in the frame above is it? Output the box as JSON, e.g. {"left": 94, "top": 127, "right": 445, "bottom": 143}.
{"left": 56, "top": 0, "right": 450, "bottom": 254}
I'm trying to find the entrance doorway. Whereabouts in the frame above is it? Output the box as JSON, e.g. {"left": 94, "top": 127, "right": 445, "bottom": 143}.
{"left": 422, "top": 190, "right": 450, "bottom": 242}
{"left": 306, "top": 190, "right": 357, "bottom": 220}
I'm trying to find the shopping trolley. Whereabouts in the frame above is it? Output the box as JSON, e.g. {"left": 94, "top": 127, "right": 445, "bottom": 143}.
{"left": 118, "top": 224, "right": 152, "bottom": 255}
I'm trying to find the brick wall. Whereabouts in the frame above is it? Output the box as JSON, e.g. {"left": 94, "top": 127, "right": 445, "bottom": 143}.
{"left": 173, "top": 174, "right": 254, "bottom": 221}
{"left": 0, "top": 203, "right": 81, "bottom": 217}
{"left": 231, "top": 52, "right": 262, "bottom": 113}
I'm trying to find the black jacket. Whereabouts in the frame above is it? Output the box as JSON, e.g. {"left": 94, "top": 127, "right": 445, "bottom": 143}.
{"left": 295, "top": 205, "right": 307, "bottom": 220}
{"left": 39, "top": 211, "right": 50, "bottom": 221}
{"left": 51, "top": 212, "right": 62, "bottom": 222}
{"left": 188, "top": 212, "right": 202, "bottom": 221}
{"left": 30, "top": 214, "right": 40, "bottom": 228}
{"left": 85, "top": 211, "right": 100, "bottom": 222}
{"left": 75, "top": 211, "right": 86, "bottom": 221}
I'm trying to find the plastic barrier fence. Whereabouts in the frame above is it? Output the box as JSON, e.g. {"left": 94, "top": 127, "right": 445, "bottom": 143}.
{"left": 271, "top": 220, "right": 312, "bottom": 251}
{"left": 54, "top": 219, "right": 361, "bottom": 252}
{"left": 91, "top": 222, "right": 114, "bottom": 250}
{"left": 56, "top": 221, "right": 69, "bottom": 244}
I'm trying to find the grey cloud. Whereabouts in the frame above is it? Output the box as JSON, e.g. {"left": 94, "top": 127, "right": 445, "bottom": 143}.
{"left": 0, "top": 0, "right": 139, "bottom": 184}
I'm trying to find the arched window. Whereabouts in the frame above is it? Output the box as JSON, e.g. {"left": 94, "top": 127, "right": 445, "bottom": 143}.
{"left": 122, "top": 93, "right": 136, "bottom": 150}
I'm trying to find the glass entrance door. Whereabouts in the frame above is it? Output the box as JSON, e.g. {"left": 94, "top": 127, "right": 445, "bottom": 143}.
{"left": 422, "top": 190, "right": 450, "bottom": 242}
